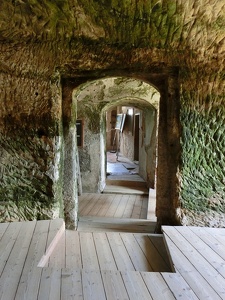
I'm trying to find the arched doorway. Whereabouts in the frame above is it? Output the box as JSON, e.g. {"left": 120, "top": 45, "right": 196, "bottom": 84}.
{"left": 72, "top": 77, "right": 160, "bottom": 194}
{"left": 71, "top": 77, "right": 160, "bottom": 228}
{"left": 99, "top": 97, "right": 159, "bottom": 194}
{"left": 62, "top": 69, "right": 181, "bottom": 230}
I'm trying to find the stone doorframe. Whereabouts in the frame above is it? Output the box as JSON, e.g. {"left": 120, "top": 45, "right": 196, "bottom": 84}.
{"left": 99, "top": 97, "right": 158, "bottom": 193}
{"left": 61, "top": 67, "right": 181, "bottom": 230}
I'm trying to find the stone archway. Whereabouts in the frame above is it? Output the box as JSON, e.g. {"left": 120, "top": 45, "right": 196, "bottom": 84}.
{"left": 62, "top": 68, "right": 181, "bottom": 230}
{"left": 73, "top": 77, "right": 160, "bottom": 192}
{"left": 99, "top": 96, "right": 159, "bottom": 193}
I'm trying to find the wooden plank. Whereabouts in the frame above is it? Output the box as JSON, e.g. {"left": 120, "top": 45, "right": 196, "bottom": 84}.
{"left": 121, "top": 270, "right": 153, "bottom": 300}
{"left": 162, "top": 272, "right": 198, "bottom": 300}
{"left": 163, "top": 229, "right": 221, "bottom": 299}
{"left": 120, "top": 233, "right": 153, "bottom": 271}
{"left": 65, "top": 230, "right": 82, "bottom": 269}
{"left": 114, "top": 194, "right": 130, "bottom": 218}
{"left": 38, "top": 267, "right": 61, "bottom": 300}
{"left": 15, "top": 220, "right": 50, "bottom": 299}
{"left": 46, "top": 218, "right": 65, "bottom": 249}
{"left": 106, "top": 232, "right": 135, "bottom": 271}
{"left": 61, "top": 268, "right": 83, "bottom": 299}
{"left": 78, "top": 193, "right": 93, "bottom": 216}
{"left": 122, "top": 195, "right": 136, "bottom": 218}
{"left": 148, "top": 234, "right": 172, "bottom": 270}
{"left": 141, "top": 272, "right": 175, "bottom": 300}
{"left": 131, "top": 195, "right": 143, "bottom": 219}
{"left": 0, "top": 221, "right": 36, "bottom": 300}
{"left": 79, "top": 193, "right": 95, "bottom": 214}
{"left": 140, "top": 195, "right": 148, "bottom": 219}
{"left": 90, "top": 195, "right": 109, "bottom": 216}
{"left": 163, "top": 226, "right": 225, "bottom": 297}
{"left": 80, "top": 194, "right": 101, "bottom": 216}
{"left": 176, "top": 226, "right": 225, "bottom": 278}
{"left": 38, "top": 218, "right": 65, "bottom": 267}
{"left": 101, "top": 270, "right": 129, "bottom": 300}
{"left": 134, "top": 233, "right": 171, "bottom": 272}
{"left": 104, "top": 194, "right": 122, "bottom": 217}
{"left": 97, "top": 194, "right": 115, "bottom": 217}
{"left": 78, "top": 216, "right": 155, "bottom": 233}
{"left": 147, "top": 189, "right": 157, "bottom": 221}
{"left": 82, "top": 270, "right": 106, "bottom": 300}
{"left": 48, "top": 231, "right": 66, "bottom": 268}
{"left": 93, "top": 232, "right": 117, "bottom": 271}
{"left": 189, "top": 226, "right": 225, "bottom": 261}
{"left": 0, "top": 223, "right": 9, "bottom": 240}
{"left": 206, "top": 227, "right": 225, "bottom": 245}
{"left": 103, "top": 185, "right": 148, "bottom": 195}
{"left": 80, "top": 232, "right": 99, "bottom": 270}
{"left": 0, "top": 222, "right": 22, "bottom": 276}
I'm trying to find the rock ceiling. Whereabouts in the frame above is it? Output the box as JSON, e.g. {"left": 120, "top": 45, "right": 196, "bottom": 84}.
{"left": 0, "top": 0, "right": 224, "bottom": 78}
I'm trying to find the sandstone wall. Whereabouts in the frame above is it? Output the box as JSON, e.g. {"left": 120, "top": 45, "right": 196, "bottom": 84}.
{"left": 0, "top": 71, "right": 63, "bottom": 222}
{"left": 0, "top": 0, "right": 224, "bottom": 226}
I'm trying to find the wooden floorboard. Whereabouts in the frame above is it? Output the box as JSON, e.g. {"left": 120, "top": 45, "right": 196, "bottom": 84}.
{"left": 0, "top": 222, "right": 22, "bottom": 278}
{"left": 78, "top": 216, "right": 156, "bottom": 233}
{"left": 93, "top": 232, "right": 118, "bottom": 271}
{"left": 134, "top": 234, "right": 172, "bottom": 272}
{"left": 162, "top": 231, "right": 221, "bottom": 299}
{"left": 106, "top": 232, "right": 135, "bottom": 271}
{"left": 121, "top": 270, "right": 153, "bottom": 300}
{"left": 65, "top": 230, "right": 82, "bottom": 269}
{"left": 97, "top": 194, "right": 116, "bottom": 217}
{"left": 79, "top": 193, "right": 149, "bottom": 220}
{"left": 162, "top": 272, "right": 199, "bottom": 300}
{"left": 176, "top": 226, "right": 225, "bottom": 278}
{"left": 38, "top": 267, "right": 61, "bottom": 300}
{"left": 1, "top": 218, "right": 225, "bottom": 299}
{"left": 15, "top": 220, "right": 51, "bottom": 299}
{"left": 141, "top": 272, "right": 176, "bottom": 300}
{"left": 163, "top": 227, "right": 225, "bottom": 298}
{"left": 60, "top": 268, "right": 83, "bottom": 300}
{"left": 162, "top": 226, "right": 225, "bottom": 299}
{"left": 101, "top": 270, "right": 129, "bottom": 300}
{"left": 0, "top": 221, "right": 36, "bottom": 300}
{"left": 82, "top": 270, "right": 106, "bottom": 300}
{"left": 48, "top": 231, "right": 172, "bottom": 273}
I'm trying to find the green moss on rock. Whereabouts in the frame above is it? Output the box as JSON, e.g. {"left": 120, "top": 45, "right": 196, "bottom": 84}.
{"left": 180, "top": 103, "right": 225, "bottom": 213}
{"left": 0, "top": 132, "right": 60, "bottom": 221}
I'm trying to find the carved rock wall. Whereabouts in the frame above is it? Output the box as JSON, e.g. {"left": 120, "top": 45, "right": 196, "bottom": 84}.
{"left": 0, "top": 0, "right": 224, "bottom": 225}
{"left": 0, "top": 70, "right": 63, "bottom": 222}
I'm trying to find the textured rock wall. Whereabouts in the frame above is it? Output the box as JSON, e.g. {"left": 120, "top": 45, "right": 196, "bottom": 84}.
{"left": 75, "top": 77, "right": 160, "bottom": 192}
{"left": 0, "top": 0, "right": 224, "bottom": 226}
{"left": 0, "top": 71, "right": 64, "bottom": 222}
{"left": 179, "top": 77, "right": 225, "bottom": 226}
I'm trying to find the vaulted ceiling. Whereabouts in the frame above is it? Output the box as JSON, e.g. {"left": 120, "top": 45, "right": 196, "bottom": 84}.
{"left": 0, "top": 0, "right": 224, "bottom": 80}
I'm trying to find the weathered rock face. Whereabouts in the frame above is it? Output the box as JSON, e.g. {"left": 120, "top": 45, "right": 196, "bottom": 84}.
{"left": 0, "top": 71, "right": 63, "bottom": 222}
{"left": 74, "top": 77, "right": 160, "bottom": 192}
{"left": 0, "top": 0, "right": 224, "bottom": 226}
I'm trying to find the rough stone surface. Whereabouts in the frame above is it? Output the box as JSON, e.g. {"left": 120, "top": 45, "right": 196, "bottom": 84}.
{"left": 181, "top": 209, "right": 225, "bottom": 228}
{"left": 0, "top": 0, "right": 224, "bottom": 226}
{"left": 75, "top": 77, "right": 160, "bottom": 192}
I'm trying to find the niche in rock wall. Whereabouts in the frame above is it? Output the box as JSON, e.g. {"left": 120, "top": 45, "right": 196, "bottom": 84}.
{"left": 76, "top": 120, "right": 83, "bottom": 147}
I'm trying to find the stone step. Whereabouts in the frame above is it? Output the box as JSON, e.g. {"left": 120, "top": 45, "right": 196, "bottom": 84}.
{"left": 106, "top": 179, "right": 147, "bottom": 188}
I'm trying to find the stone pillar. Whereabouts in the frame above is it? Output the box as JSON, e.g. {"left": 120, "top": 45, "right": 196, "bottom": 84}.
{"left": 63, "top": 126, "right": 79, "bottom": 229}
{"left": 156, "top": 69, "right": 181, "bottom": 231}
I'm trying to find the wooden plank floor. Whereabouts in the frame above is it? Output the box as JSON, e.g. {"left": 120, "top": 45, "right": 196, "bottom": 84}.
{"left": 78, "top": 193, "right": 149, "bottom": 219}
{"left": 1, "top": 218, "right": 225, "bottom": 299}
{"left": 46, "top": 231, "right": 172, "bottom": 272}
{"left": 78, "top": 192, "right": 156, "bottom": 232}
{"left": 77, "top": 216, "right": 156, "bottom": 232}
{"left": 0, "top": 219, "right": 64, "bottom": 300}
